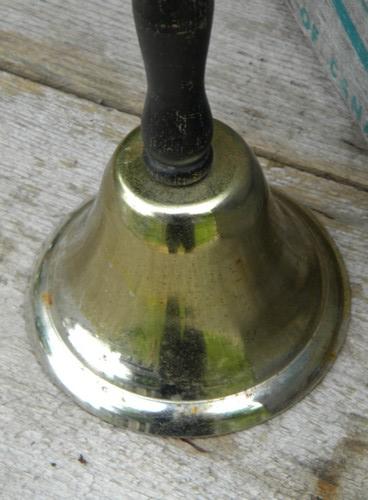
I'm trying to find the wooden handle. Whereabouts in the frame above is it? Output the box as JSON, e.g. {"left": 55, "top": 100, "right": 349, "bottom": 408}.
{"left": 132, "top": 0, "right": 214, "bottom": 185}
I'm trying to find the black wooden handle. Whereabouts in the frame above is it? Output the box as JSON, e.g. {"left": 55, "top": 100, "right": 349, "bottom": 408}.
{"left": 132, "top": 0, "right": 214, "bottom": 185}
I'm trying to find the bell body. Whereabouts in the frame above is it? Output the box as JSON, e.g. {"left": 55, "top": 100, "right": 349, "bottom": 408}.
{"left": 29, "top": 121, "right": 350, "bottom": 437}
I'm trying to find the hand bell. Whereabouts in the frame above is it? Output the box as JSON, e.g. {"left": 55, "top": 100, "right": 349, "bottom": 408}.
{"left": 29, "top": 0, "right": 350, "bottom": 437}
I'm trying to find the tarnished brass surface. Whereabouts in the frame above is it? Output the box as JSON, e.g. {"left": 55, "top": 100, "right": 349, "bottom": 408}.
{"left": 29, "top": 121, "right": 350, "bottom": 437}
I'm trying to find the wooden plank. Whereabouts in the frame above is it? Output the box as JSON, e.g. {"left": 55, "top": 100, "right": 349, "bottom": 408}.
{"left": 0, "top": 0, "right": 368, "bottom": 188}
{"left": 0, "top": 71, "right": 367, "bottom": 499}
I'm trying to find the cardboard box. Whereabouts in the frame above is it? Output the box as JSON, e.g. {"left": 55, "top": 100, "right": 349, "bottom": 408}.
{"left": 288, "top": 0, "right": 368, "bottom": 142}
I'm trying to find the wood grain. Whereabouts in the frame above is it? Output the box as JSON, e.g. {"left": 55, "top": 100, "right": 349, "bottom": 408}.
{"left": 0, "top": 0, "right": 367, "bottom": 188}
{"left": 0, "top": 71, "right": 367, "bottom": 499}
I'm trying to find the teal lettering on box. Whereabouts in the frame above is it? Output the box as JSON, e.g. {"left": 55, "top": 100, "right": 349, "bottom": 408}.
{"left": 332, "top": 0, "right": 368, "bottom": 72}
{"left": 330, "top": 58, "right": 338, "bottom": 79}
{"left": 299, "top": 7, "right": 311, "bottom": 29}
{"left": 360, "top": 0, "right": 368, "bottom": 15}
{"left": 299, "top": 7, "right": 319, "bottom": 43}
{"left": 351, "top": 95, "right": 363, "bottom": 122}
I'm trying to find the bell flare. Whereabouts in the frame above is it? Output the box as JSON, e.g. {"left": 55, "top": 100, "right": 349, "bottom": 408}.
{"left": 29, "top": 120, "right": 350, "bottom": 437}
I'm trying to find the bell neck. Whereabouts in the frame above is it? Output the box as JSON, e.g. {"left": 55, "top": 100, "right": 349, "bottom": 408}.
{"left": 132, "top": 0, "right": 214, "bottom": 186}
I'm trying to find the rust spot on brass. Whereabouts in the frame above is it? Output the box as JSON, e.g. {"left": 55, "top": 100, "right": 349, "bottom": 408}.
{"left": 41, "top": 292, "right": 53, "bottom": 307}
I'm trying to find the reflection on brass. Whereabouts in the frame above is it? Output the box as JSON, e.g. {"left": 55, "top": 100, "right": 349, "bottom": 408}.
{"left": 29, "top": 121, "right": 350, "bottom": 436}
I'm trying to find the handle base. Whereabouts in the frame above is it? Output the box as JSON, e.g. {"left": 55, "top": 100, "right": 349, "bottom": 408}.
{"left": 144, "top": 147, "right": 213, "bottom": 187}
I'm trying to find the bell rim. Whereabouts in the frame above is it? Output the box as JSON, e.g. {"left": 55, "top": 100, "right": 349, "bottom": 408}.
{"left": 27, "top": 189, "right": 350, "bottom": 438}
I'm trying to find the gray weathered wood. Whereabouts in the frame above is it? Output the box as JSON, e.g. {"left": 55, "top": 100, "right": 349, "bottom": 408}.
{"left": 0, "top": 71, "right": 367, "bottom": 499}
{"left": 0, "top": 0, "right": 367, "bottom": 188}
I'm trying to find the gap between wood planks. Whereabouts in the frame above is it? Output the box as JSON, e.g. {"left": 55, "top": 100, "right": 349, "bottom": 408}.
{"left": 254, "top": 147, "right": 368, "bottom": 194}
{"left": 2, "top": 63, "right": 367, "bottom": 195}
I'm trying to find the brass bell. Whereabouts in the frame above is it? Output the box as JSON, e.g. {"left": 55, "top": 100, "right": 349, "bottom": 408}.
{"left": 29, "top": 0, "right": 350, "bottom": 437}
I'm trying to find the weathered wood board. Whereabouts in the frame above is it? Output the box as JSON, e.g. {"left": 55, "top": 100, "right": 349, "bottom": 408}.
{"left": 1, "top": 71, "right": 368, "bottom": 499}
{"left": 0, "top": 0, "right": 368, "bottom": 187}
